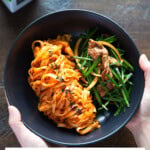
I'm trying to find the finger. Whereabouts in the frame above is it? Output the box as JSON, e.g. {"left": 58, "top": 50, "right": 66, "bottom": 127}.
{"left": 126, "top": 54, "right": 150, "bottom": 130}
{"left": 8, "top": 106, "right": 22, "bottom": 125}
{"left": 139, "top": 54, "right": 150, "bottom": 90}
{"left": 139, "top": 54, "right": 150, "bottom": 72}
{"left": 8, "top": 106, "right": 48, "bottom": 147}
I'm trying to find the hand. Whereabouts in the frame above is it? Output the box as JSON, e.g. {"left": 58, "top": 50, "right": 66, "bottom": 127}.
{"left": 126, "top": 54, "right": 150, "bottom": 149}
{"left": 8, "top": 105, "right": 48, "bottom": 147}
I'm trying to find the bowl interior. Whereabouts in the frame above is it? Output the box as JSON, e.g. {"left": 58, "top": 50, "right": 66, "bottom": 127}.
{"left": 4, "top": 10, "right": 144, "bottom": 146}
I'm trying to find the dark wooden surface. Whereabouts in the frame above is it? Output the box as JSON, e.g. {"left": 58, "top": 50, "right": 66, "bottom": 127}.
{"left": 0, "top": 0, "right": 150, "bottom": 148}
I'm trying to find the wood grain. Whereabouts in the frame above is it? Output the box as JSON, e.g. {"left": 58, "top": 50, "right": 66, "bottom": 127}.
{"left": 0, "top": 0, "right": 150, "bottom": 148}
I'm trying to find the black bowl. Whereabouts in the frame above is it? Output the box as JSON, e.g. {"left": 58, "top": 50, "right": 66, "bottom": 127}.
{"left": 4, "top": 9, "right": 144, "bottom": 146}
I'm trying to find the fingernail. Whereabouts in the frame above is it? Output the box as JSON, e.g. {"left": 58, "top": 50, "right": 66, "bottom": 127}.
{"left": 8, "top": 106, "right": 13, "bottom": 115}
{"left": 142, "top": 54, "right": 149, "bottom": 63}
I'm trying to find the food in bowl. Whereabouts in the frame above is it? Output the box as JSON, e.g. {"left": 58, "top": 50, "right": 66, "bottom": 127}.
{"left": 5, "top": 10, "right": 144, "bottom": 145}
{"left": 28, "top": 28, "right": 134, "bottom": 135}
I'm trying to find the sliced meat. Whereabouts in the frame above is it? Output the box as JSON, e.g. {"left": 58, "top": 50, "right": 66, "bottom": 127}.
{"left": 88, "top": 39, "right": 108, "bottom": 60}
{"left": 97, "top": 81, "right": 115, "bottom": 97}
{"left": 88, "top": 39, "right": 113, "bottom": 81}
{"left": 106, "top": 81, "right": 115, "bottom": 90}
{"left": 97, "top": 84, "right": 107, "bottom": 97}
{"left": 109, "top": 56, "right": 121, "bottom": 66}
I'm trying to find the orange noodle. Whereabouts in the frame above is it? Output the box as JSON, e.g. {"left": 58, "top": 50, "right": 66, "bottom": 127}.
{"left": 28, "top": 35, "right": 100, "bottom": 135}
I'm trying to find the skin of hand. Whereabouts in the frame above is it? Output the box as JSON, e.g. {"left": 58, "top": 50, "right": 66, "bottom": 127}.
{"left": 8, "top": 105, "right": 48, "bottom": 147}
{"left": 126, "top": 54, "right": 150, "bottom": 149}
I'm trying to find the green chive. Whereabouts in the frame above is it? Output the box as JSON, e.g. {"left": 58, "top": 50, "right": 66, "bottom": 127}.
{"left": 85, "top": 58, "right": 100, "bottom": 77}
{"left": 92, "top": 86, "right": 102, "bottom": 105}
{"left": 110, "top": 67, "right": 120, "bottom": 81}
{"left": 103, "top": 35, "right": 117, "bottom": 43}
{"left": 106, "top": 74, "right": 119, "bottom": 87}
{"left": 123, "top": 59, "right": 134, "bottom": 71}
{"left": 128, "top": 84, "right": 133, "bottom": 95}
{"left": 110, "top": 48, "right": 120, "bottom": 60}
{"left": 81, "top": 28, "right": 98, "bottom": 50}
{"left": 80, "top": 60, "right": 87, "bottom": 70}
{"left": 72, "top": 56, "right": 93, "bottom": 61}
{"left": 124, "top": 73, "right": 133, "bottom": 83}
{"left": 121, "top": 88, "right": 129, "bottom": 107}
{"left": 96, "top": 35, "right": 104, "bottom": 41}
{"left": 102, "top": 97, "right": 122, "bottom": 102}
{"left": 114, "top": 105, "right": 122, "bottom": 116}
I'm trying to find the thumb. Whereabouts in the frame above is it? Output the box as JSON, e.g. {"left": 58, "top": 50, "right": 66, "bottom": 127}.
{"left": 126, "top": 54, "right": 150, "bottom": 130}
{"left": 8, "top": 105, "right": 22, "bottom": 126}
{"left": 139, "top": 54, "right": 150, "bottom": 117}
{"left": 139, "top": 54, "right": 150, "bottom": 90}
{"left": 8, "top": 106, "right": 48, "bottom": 147}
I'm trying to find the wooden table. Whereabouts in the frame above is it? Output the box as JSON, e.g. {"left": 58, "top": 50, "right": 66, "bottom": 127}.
{"left": 0, "top": 0, "right": 150, "bottom": 148}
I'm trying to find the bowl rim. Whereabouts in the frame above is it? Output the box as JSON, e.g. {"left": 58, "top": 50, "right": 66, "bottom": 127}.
{"left": 4, "top": 9, "right": 143, "bottom": 146}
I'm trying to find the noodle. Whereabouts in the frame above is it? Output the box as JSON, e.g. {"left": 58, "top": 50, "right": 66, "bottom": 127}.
{"left": 28, "top": 35, "right": 100, "bottom": 135}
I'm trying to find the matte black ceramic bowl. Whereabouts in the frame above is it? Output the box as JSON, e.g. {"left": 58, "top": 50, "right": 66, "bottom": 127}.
{"left": 4, "top": 10, "right": 144, "bottom": 146}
